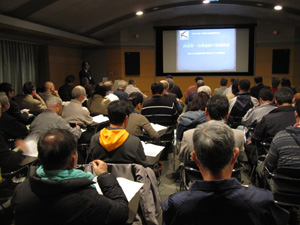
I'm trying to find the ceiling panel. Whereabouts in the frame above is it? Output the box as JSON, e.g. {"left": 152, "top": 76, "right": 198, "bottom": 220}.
{"left": 0, "top": 0, "right": 30, "bottom": 13}
{"left": 0, "top": 0, "right": 299, "bottom": 46}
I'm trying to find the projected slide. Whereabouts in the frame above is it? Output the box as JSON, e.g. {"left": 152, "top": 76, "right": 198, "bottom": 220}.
{"left": 177, "top": 29, "right": 236, "bottom": 72}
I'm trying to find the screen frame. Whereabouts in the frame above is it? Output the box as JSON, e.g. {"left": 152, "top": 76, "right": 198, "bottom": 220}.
{"left": 154, "top": 24, "right": 256, "bottom": 77}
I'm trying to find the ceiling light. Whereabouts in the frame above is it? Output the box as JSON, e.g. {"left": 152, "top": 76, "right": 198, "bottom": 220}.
{"left": 274, "top": 5, "right": 282, "bottom": 11}
{"left": 136, "top": 11, "right": 143, "bottom": 16}
{"left": 203, "top": 0, "right": 210, "bottom": 4}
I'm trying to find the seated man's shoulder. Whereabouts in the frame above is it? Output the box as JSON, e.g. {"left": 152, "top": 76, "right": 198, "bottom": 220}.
{"left": 240, "top": 186, "right": 275, "bottom": 207}
{"left": 126, "top": 134, "right": 142, "bottom": 145}
{"left": 231, "top": 128, "right": 244, "bottom": 137}
{"left": 183, "top": 128, "right": 196, "bottom": 137}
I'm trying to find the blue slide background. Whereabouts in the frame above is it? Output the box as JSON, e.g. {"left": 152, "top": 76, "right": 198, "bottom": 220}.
{"left": 177, "top": 29, "right": 236, "bottom": 72}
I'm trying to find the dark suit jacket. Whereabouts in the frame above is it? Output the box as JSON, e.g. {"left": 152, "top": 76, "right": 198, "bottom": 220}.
{"left": 0, "top": 131, "right": 24, "bottom": 172}
{"left": 170, "top": 84, "right": 183, "bottom": 99}
{"left": 0, "top": 112, "right": 28, "bottom": 139}
{"left": 79, "top": 70, "right": 95, "bottom": 84}
{"left": 58, "top": 84, "right": 74, "bottom": 101}
{"left": 7, "top": 100, "right": 29, "bottom": 123}
{"left": 250, "top": 83, "right": 269, "bottom": 100}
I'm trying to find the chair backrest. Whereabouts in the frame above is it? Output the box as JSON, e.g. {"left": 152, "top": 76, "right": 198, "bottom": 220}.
{"left": 272, "top": 167, "right": 300, "bottom": 194}
{"left": 266, "top": 167, "right": 300, "bottom": 207}
{"left": 180, "top": 161, "right": 243, "bottom": 191}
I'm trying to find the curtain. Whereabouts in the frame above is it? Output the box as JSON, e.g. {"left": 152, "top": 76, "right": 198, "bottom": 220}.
{"left": 0, "top": 40, "right": 38, "bottom": 95}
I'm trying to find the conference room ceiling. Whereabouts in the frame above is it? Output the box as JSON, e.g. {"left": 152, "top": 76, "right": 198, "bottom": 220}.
{"left": 0, "top": 0, "right": 299, "bottom": 47}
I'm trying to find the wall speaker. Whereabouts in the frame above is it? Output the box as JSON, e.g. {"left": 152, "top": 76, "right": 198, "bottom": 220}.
{"left": 125, "top": 52, "right": 140, "bottom": 75}
{"left": 272, "top": 49, "right": 290, "bottom": 74}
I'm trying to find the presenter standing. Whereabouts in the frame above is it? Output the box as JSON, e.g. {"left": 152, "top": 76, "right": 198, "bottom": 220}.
{"left": 79, "top": 61, "right": 95, "bottom": 85}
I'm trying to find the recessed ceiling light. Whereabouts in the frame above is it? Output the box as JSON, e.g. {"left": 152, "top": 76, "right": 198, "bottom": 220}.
{"left": 203, "top": 0, "right": 210, "bottom": 4}
{"left": 136, "top": 11, "right": 143, "bottom": 16}
{"left": 274, "top": 5, "right": 282, "bottom": 10}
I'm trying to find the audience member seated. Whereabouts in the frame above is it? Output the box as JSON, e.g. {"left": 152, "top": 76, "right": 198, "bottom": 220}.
{"left": 126, "top": 92, "right": 159, "bottom": 139}
{"left": 39, "top": 81, "right": 61, "bottom": 102}
{"left": 58, "top": 75, "right": 76, "bottom": 101}
{"left": 164, "top": 120, "right": 289, "bottom": 225}
{"left": 179, "top": 95, "right": 244, "bottom": 164}
{"left": 90, "top": 100, "right": 148, "bottom": 167}
{"left": 0, "top": 82, "right": 30, "bottom": 124}
{"left": 166, "top": 75, "right": 183, "bottom": 99}
{"left": 250, "top": 76, "right": 269, "bottom": 100}
{"left": 29, "top": 97, "right": 81, "bottom": 142}
{"left": 104, "top": 80, "right": 119, "bottom": 102}
{"left": 160, "top": 80, "right": 184, "bottom": 115}
{"left": 242, "top": 88, "right": 276, "bottom": 127}
{"left": 281, "top": 77, "right": 297, "bottom": 95}
{"left": 184, "top": 76, "right": 203, "bottom": 100}
{"left": 197, "top": 85, "right": 211, "bottom": 96}
{"left": 177, "top": 92, "right": 209, "bottom": 141}
{"left": 185, "top": 79, "right": 205, "bottom": 104}
{"left": 62, "top": 85, "right": 94, "bottom": 127}
{"left": 12, "top": 129, "right": 128, "bottom": 225}
{"left": 226, "top": 79, "right": 239, "bottom": 100}
{"left": 0, "top": 92, "right": 28, "bottom": 139}
{"left": 87, "top": 84, "right": 110, "bottom": 116}
{"left": 214, "top": 77, "right": 228, "bottom": 95}
{"left": 15, "top": 82, "right": 47, "bottom": 116}
{"left": 125, "top": 78, "right": 147, "bottom": 99}
{"left": 251, "top": 87, "right": 296, "bottom": 146}
{"left": 142, "top": 82, "right": 179, "bottom": 126}
{"left": 228, "top": 79, "right": 258, "bottom": 127}
{"left": 113, "top": 80, "right": 128, "bottom": 100}
{"left": 270, "top": 76, "right": 280, "bottom": 96}
{"left": 81, "top": 77, "right": 93, "bottom": 98}
{"left": 256, "top": 99, "right": 300, "bottom": 191}
{"left": 79, "top": 60, "right": 95, "bottom": 85}
{"left": 223, "top": 78, "right": 237, "bottom": 96}
{"left": 0, "top": 104, "right": 26, "bottom": 173}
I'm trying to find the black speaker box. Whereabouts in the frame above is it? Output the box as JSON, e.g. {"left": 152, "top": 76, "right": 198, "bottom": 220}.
{"left": 125, "top": 52, "right": 140, "bottom": 75}
{"left": 272, "top": 49, "right": 290, "bottom": 74}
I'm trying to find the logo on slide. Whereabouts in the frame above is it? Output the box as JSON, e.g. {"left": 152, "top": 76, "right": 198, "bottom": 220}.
{"left": 180, "top": 31, "right": 189, "bottom": 40}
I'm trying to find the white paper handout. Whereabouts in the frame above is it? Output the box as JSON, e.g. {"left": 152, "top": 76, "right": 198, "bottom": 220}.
{"left": 93, "top": 176, "right": 143, "bottom": 202}
{"left": 93, "top": 114, "right": 109, "bottom": 124}
{"left": 150, "top": 123, "right": 167, "bottom": 132}
{"left": 142, "top": 142, "right": 165, "bottom": 157}
{"left": 23, "top": 139, "right": 38, "bottom": 157}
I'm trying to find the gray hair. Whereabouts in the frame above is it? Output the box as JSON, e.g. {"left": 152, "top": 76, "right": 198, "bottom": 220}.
{"left": 72, "top": 86, "right": 86, "bottom": 99}
{"left": 197, "top": 85, "right": 211, "bottom": 96}
{"left": 0, "top": 92, "right": 9, "bottom": 109}
{"left": 46, "top": 96, "right": 62, "bottom": 107}
{"left": 193, "top": 120, "right": 235, "bottom": 174}
{"left": 117, "top": 80, "right": 127, "bottom": 88}
{"left": 166, "top": 78, "right": 174, "bottom": 90}
{"left": 197, "top": 80, "right": 205, "bottom": 88}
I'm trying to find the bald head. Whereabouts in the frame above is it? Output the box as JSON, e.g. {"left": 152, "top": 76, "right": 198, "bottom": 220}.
{"left": 45, "top": 82, "right": 55, "bottom": 92}
{"left": 38, "top": 129, "right": 77, "bottom": 170}
{"left": 160, "top": 80, "right": 169, "bottom": 92}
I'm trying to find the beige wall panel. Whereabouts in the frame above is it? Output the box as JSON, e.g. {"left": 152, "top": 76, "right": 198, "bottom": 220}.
{"left": 106, "top": 49, "right": 122, "bottom": 64}
{"left": 47, "top": 46, "right": 82, "bottom": 88}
